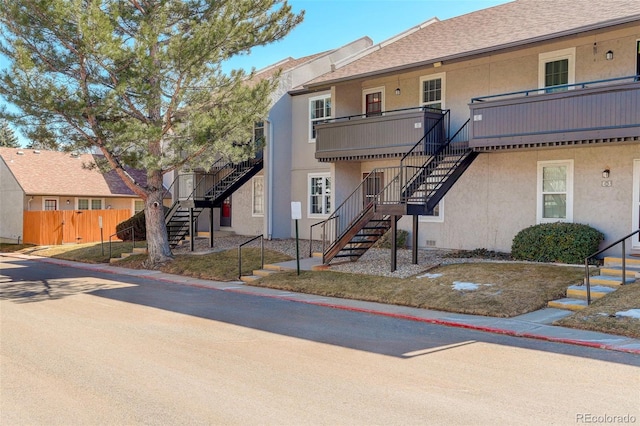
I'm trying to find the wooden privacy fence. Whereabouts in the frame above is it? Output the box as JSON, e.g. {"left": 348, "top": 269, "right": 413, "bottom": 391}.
{"left": 23, "top": 209, "right": 132, "bottom": 245}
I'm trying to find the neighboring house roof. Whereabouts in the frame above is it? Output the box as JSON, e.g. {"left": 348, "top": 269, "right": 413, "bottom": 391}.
{"left": 306, "top": 0, "right": 640, "bottom": 87}
{"left": 252, "top": 51, "right": 330, "bottom": 82}
{"left": 0, "top": 147, "right": 147, "bottom": 197}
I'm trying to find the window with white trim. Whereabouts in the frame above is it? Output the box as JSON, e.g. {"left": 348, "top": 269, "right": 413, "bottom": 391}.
{"left": 309, "top": 94, "right": 331, "bottom": 142}
{"left": 43, "top": 199, "right": 58, "bottom": 211}
{"left": 363, "top": 87, "right": 384, "bottom": 117}
{"left": 537, "top": 160, "right": 573, "bottom": 223}
{"left": 77, "top": 198, "right": 104, "bottom": 210}
{"left": 419, "top": 200, "right": 444, "bottom": 223}
{"left": 419, "top": 73, "right": 445, "bottom": 110}
{"left": 252, "top": 176, "right": 264, "bottom": 216}
{"left": 538, "top": 48, "right": 575, "bottom": 93}
{"left": 308, "top": 173, "right": 331, "bottom": 217}
{"left": 133, "top": 200, "right": 144, "bottom": 214}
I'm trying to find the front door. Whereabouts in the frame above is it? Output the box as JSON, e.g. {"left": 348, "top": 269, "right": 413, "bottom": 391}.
{"left": 220, "top": 197, "right": 231, "bottom": 227}
{"left": 633, "top": 159, "right": 640, "bottom": 249}
{"left": 363, "top": 172, "right": 383, "bottom": 208}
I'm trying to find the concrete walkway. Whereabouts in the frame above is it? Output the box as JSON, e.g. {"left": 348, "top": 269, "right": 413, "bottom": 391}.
{"left": 4, "top": 253, "right": 640, "bottom": 355}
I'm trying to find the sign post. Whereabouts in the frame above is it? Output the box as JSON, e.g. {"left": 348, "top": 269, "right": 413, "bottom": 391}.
{"left": 98, "top": 216, "right": 104, "bottom": 256}
{"left": 291, "top": 202, "right": 302, "bottom": 275}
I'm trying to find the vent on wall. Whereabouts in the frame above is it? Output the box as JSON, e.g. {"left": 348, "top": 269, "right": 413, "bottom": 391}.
{"left": 425, "top": 240, "right": 437, "bottom": 247}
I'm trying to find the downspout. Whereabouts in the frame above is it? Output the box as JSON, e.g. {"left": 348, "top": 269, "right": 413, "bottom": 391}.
{"left": 266, "top": 118, "right": 273, "bottom": 240}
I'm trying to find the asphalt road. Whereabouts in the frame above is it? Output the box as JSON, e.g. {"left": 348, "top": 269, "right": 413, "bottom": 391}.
{"left": 1, "top": 256, "right": 639, "bottom": 425}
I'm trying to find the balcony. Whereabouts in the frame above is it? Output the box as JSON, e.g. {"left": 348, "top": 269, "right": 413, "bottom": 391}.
{"left": 469, "top": 76, "right": 640, "bottom": 150}
{"left": 315, "top": 107, "right": 445, "bottom": 161}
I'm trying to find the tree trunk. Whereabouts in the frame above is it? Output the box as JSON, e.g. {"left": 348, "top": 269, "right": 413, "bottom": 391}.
{"left": 144, "top": 170, "right": 173, "bottom": 267}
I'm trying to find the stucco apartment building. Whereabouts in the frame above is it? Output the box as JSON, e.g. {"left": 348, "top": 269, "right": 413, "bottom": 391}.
{"left": 171, "top": 0, "right": 639, "bottom": 261}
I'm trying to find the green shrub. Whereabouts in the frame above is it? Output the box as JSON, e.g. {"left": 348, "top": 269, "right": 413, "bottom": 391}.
{"left": 374, "top": 229, "right": 409, "bottom": 249}
{"left": 511, "top": 223, "right": 603, "bottom": 264}
{"left": 116, "top": 210, "right": 146, "bottom": 241}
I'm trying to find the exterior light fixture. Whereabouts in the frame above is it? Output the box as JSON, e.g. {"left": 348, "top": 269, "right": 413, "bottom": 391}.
{"left": 602, "top": 169, "right": 610, "bottom": 178}
{"left": 395, "top": 77, "right": 401, "bottom": 95}
{"left": 605, "top": 50, "right": 613, "bottom": 60}
{"left": 66, "top": 199, "right": 71, "bottom": 205}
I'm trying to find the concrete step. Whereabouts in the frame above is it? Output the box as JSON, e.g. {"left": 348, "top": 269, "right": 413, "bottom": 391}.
{"left": 240, "top": 275, "right": 261, "bottom": 283}
{"left": 311, "top": 252, "right": 323, "bottom": 258}
{"left": 263, "top": 264, "right": 286, "bottom": 272}
{"left": 566, "top": 284, "right": 616, "bottom": 300}
{"left": 604, "top": 256, "right": 640, "bottom": 267}
{"left": 547, "top": 298, "right": 588, "bottom": 311}
{"left": 586, "top": 275, "right": 636, "bottom": 287}
{"left": 120, "top": 252, "right": 132, "bottom": 258}
{"left": 600, "top": 266, "right": 640, "bottom": 278}
{"left": 132, "top": 247, "right": 148, "bottom": 254}
{"left": 253, "top": 269, "right": 278, "bottom": 277}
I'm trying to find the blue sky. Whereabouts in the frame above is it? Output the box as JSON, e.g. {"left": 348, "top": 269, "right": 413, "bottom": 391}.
{"left": 223, "top": 0, "right": 511, "bottom": 73}
{"left": 2, "top": 0, "right": 511, "bottom": 145}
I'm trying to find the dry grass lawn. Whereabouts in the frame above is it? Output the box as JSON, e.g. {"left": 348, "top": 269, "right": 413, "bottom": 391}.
{"left": 555, "top": 284, "right": 640, "bottom": 338}
{"left": 256, "top": 262, "right": 585, "bottom": 318}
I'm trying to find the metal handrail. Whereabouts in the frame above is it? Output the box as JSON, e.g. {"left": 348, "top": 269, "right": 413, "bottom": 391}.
{"left": 471, "top": 75, "right": 640, "bottom": 103}
{"left": 238, "top": 234, "right": 264, "bottom": 279}
{"left": 309, "top": 221, "right": 325, "bottom": 257}
{"left": 321, "top": 105, "right": 443, "bottom": 123}
{"left": 584, "top": 229, "right": 640, "bottom": 305}
{"left": 108, "top": 226, "right": 135, "bottom": 259}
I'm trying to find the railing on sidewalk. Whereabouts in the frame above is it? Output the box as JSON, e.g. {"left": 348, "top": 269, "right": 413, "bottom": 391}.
{"left": 584, "top": 229, "right": 639, "bottom": 305}
{"left": 238, "top": 234, "right": 264, "bottom": 279}
{"left": 108, "top": 226, "right": 136, "bottom": 260}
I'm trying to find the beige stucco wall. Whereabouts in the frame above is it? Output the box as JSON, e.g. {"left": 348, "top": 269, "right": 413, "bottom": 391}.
{"left": 223, "top": 172, "right": 264, "bottom": 237}
{"left": 408, "top": 144, "right": 640, "bottom": 254}
{"left": 331, "top": 24, "right": 639, "bottom": 130}
{"left": 0, "top": 158, "right": 25, "bottom": 242}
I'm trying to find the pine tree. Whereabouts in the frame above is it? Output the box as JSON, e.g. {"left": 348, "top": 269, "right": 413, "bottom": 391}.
{"left": 0, "top": 0, "right": 303, "bottom": 266}
{"left": 0, "top": 120, "right": 19, "bottom": 147}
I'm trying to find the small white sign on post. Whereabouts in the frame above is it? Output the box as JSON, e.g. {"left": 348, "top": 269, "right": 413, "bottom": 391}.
{"left": 98, "top": 216, "right": 103, "bottom": 229}
{"left": 291, "top": 201, "right": 302, "bottom": 220}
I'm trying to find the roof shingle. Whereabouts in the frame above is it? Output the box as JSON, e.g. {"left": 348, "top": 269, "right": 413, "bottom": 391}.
{"left": 0, "top": 147, "right": 146, "bottom": 197}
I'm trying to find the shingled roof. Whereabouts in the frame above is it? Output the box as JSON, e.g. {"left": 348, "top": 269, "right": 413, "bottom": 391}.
{"left": 306, "top": 0, "right": 640, "bottom": 87}
{"left": 0, "top": 147, "right": 147, "bottom": 197}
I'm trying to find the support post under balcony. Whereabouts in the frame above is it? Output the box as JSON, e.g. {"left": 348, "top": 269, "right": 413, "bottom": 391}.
{"left": 412, "top": 215, "right": 418, "bottom": 265}
{"left": 189, "top": 207, "right": 194, "bottom": 252}
{"left": 391, "top": 215, "right": 397, "bottom": 272}
{"left": 209, "top": 207, "right": 214, "bottom": 248}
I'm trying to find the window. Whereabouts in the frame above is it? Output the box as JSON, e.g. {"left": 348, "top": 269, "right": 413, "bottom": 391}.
{"left": 419, "top": 200, "right": 444, "bottom": 223}
{"left": 537, "top": 160, "right": 573, "bottom": 223}
{"left": 44, "top": 199, "right": 57, "bottom": 211}
{"left": 539, "top": 48, "right": 575, "bottom": 92}
{"left": 252, "top": 176, "right": 264, "bottom": 216}
{"left": 254, "top": 121, "right": 265, "bottom": 144}
{"left": 134, "top": 200, "right": 144, "bottom": 214}
{"left": 363, "top": 87, "right": 384, "bottom": 117}
{"left": 308, "top": 173, "right": 331, "bottom": 217}
{"left": 420, "top": 73, "right": 445, "bottom": 110}
{"left": 77, "top": 198, "right": 104, "bottom": 210}
{"left": 309, "top": 94, "right": 331, "bottom": 142}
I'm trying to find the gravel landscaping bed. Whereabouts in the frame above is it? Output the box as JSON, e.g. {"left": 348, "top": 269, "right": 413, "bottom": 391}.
{"left": 173, "top": 235, "right": 504, "bottom": 279}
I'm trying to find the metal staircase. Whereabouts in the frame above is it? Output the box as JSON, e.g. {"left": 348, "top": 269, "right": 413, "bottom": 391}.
{"left": 165, "top": 154, "right": 264, "bottom": 248}
{"left": 319, "top": 111, "right": 477, "bottom": 264}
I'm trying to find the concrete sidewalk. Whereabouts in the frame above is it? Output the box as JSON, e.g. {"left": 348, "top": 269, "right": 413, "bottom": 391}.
{"left": 4, "top": 253, "right": 640, "bottom": 355}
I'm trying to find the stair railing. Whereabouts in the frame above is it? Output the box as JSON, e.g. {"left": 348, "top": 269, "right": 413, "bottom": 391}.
{"left": 309, "top": 221, "right": 325, "bottom": 257}
{"left": 403, "top": 119, "right": 471, "bottom": 207}
{"left": 584, "top": 229, "right": 640, "bottom": 305}
{"left": 238, "top": 234, "right": 264, "bottom": 279}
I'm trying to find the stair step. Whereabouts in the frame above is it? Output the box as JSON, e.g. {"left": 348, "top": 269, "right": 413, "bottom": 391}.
{"left": 263, "top": 264, "right": 285, "bottom": 271}
{"left": 131, "top": 247, "right": 148, "bottom": 254}
{"left": 547, "top": 298, "right": 587, "bottom": 311}
{"left": 587, "top": 275, "right": 636, "bottom": 287}
{"left": 253, "top": 269, "right": 278, "bottom": 277}
{"left": 604, "top": 256, "right": 640, "bottom": 267}
{"left": 240, "top": 275, "right": 261, "bottom": 283}
{"left": 120, "top": 252, "right": 132, "bottom": 258}
{"left": 600, "top": 266, "right": 640, "bottom": 278}
{"left": 566, "top": 284, "right": 616, "bottom": 300}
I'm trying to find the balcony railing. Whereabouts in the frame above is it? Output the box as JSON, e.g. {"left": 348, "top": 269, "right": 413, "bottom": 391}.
{"left": 315, "top": 107, "right": 446, "bottom": 161}
{"left": 469, "top": 75, "right": 640, "bottom": 149}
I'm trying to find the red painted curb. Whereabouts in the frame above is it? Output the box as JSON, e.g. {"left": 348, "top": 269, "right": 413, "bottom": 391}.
{"left": 5, "top": 254, "right": 640, "bottom": 355}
